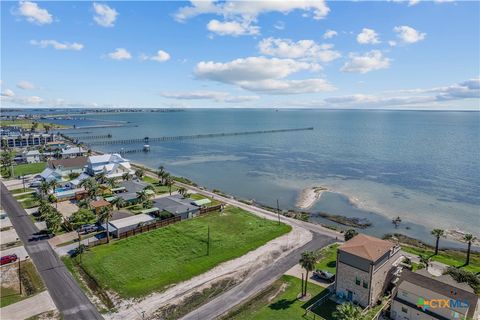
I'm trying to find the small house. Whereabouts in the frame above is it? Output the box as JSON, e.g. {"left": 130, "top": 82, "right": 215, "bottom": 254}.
{"left": 90, "top": 199, "right": 111, "bottom": 214}
{"left": 106, "top": 214, "right": 155, "bottom": 238}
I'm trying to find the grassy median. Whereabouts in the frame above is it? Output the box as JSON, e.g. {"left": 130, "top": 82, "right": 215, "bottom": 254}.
{"left": 77, "top": 207, "right": 291, "bottom": 298}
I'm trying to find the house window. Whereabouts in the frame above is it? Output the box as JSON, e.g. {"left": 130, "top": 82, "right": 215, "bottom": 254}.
{"left": 355, "top": 277, "right": 361, "bottom": 285}
{"left": 401, "top": 307, "right": 408, "bottom": 314}
{"left": 363, "top": 281, "right": 368, "bottom": 288}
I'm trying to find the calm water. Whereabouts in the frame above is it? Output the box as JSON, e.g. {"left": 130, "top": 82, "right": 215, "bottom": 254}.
{"left": 56, "top": 109, "right": 479, "bottom": 247}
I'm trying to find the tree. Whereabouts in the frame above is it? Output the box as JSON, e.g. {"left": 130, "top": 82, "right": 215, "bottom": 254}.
{"left": 68, "top": 172, "right": 80, "bottom": 180}
{"left": 178, "top": 187, "right": 187, "bottom": 197}
{"left": 157, "top": 166, "right": 165, "bottom": 184}
{"left": 95, "top": 172, "right": 107, "bottom": 184}
{"left": 135, "top": 168, "right": 145, "bottom": 179}
{"left": 122, "top": 172, "right": 131, "bottom": 181}
{"left": 111, "top": 197, "right": 126, "bottom": 209}
{"left": 344, "top": 229, "right": 358, "bottom": 241}
{"left": 78, "top": 199, "right": 91, "bottom": 210}
{"left": 419, "top": 254, "right": 431, "bottom": 269}
{"left": 333, "top": 303, "right": 363, "bottom": 320}
{"left": 299, "top": 251, "right": 316, "bottom": 296}
{"left": 54, "top": 149, "right": 62, "bottom": 159}
{"left": 80, "top": 178, "right": 98, "bottom": 200}
{"left": 166, "top": 176, "right": 174, "bottom": 195}
{"left": 136, "top": 190, "right": 150, "bottom": 203}
{"left": 39, "top": 181, "right": 51, "bottom": 198}
{"left": 106, "top": 177, "right": 117, "bottom": 189}
{"left": 1, "top": 149, "right": 13, "bottom": 177}
{"left": 48, "top": 194, "right": 58, "bottom": 209}
{"left": 43, "top": 124, "right": 51, "bottom": 133}
{"left": 98, "top": 206, "right": 113, "bottom": 243}
{"left": 42, "top": 207, "right": 63, "bottom": 233}
{"left": 431, "top": 229, "right": 445, "bottom": 255}
{"left": 49, "top": 180, "right": 59, "bottom": 193}
{"left": 463, "top": 234, "right": 477, "bottom": 266}
{"left": 69, "top": 209, "right": 96, "bottom": 229}
{"left": 31, "top": 122, "right": 39, "bottom": 132}
{"left": 143, "top": 199, "right": 154, "bottom": 209}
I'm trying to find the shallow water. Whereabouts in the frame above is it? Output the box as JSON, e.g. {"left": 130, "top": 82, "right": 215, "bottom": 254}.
{"left": 53, "top": 109, "right": 480, "bottom": 247}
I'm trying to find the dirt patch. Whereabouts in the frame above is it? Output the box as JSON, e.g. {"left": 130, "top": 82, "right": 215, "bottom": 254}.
{"left": 1, "top": 264, "right": 20, "bottom": 292}
{"left": 268, "top": 282, "right": 288, "bottom": 303}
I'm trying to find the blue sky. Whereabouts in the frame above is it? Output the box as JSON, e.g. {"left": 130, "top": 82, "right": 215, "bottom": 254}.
{"left": 1, "top": 0, "right": 479, "bottom": 109}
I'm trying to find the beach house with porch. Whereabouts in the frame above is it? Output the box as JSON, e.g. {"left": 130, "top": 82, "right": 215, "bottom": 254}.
{"left": 335, "top": 234, "right": 402, "bottom": 308}
{"left": 85, "top": 153, "right": 134, "bottom": 179}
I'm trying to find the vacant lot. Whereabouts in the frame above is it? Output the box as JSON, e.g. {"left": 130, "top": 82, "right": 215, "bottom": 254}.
{"left": 315, "top": 243, "right": 339, "bottom": 274}
{"left": 77, "top": 207, "right": 291, "bottom": 298}
{"left": 13, "top": 162, "right": 46, "bottom": 177}
{"left": 0, "top": 120, "right": 68, "bottom": 130}
{"left": 226, "top": 275, "right": 328, "bottom": 320}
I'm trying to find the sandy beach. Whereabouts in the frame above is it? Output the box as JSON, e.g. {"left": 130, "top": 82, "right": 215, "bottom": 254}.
{"left": 296, "top": 186, "right": 328, "bottom": 210}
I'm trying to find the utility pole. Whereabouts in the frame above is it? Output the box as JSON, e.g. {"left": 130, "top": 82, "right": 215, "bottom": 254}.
{"left": 18, "top": 259, "right": 22, "bottom": 295}
{"left": 22, "top": 175, "right": 26, "bottom": 192}
{"left": 207, "top": 225, "right": 210, "bottom": 256}
{"left": 276, "top": 199, "right": 281, "bottom": 224}
{"left": 78, "top": 231, "right": 82, "bottom": 263}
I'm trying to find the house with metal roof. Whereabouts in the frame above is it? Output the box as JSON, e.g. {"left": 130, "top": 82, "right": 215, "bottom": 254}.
{"left": 105, "top": 213, "right": 155, "bottom": 238}
{"left": 86, "top": 153, "right": 134, "bottom": 179}
{"left": 391, "top": 269, "right": 479, "bottom": 320}
{"left": 335, "top": 233, "right": 402, "bottom": 307}
{"left": 61, "top": 146, "right": 86, "bottom": 159}
{"left": 21, "top": 150, "right": 41, "bottom": 163}
{"left": 114, "top": 180, "right": 150, "bottom": 203}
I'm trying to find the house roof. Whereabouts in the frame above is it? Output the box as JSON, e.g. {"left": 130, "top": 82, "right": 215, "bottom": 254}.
{"left": 68, "top": 173, "right": 90, "bottom": 186}
{"left": 192, "top": 198, "right": 211, "bottom": 206}
{"left": 48, "top": 156, "right": 88, "bottom": 169}
{"left": 339, "top": 233, "right": 396, "bottom": 262}
{"left": 119, "top": 180, "right": 149, "bottom": 193}
{"left": 61, "top": 147, "right": 86, "bottom": 155}
{"left": 398, "top": 269, "right": 478, "bottom": 318}
{"left": 154, "top": 195, "right": 199, "bottom": 215}
{"left": 24, "top": 150, "right": 40, "bottom": 156}
{"left": 90, "top": 199, "right": 111, "bottom": 208}
{"left": 108, "top": 213, "right": 155, "bottom": 229}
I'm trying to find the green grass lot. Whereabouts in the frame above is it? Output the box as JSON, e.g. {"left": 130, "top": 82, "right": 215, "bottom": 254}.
{"left": 141, "top": 175, "right": 179, "bottom": 194}
{"left": 315, "top": 244, "right": 339, "bottom": 274}
{"left": 10, "top": 188, "right": 35, "bottom": 195}
{"left": 190, "top": 193, "right": 221, "bottom": 207}
{"left": 13, "top": 162, "right": 46, "bottom": 176}
{"left": 402, "top": 245, "right": 480, "bottom": 273}
{"left": 76, "top": 207, "right": 291, "bottom": 298}
{"left": 0, "top": 119, "right": 68, "bottom": 130}
{"left": 14, "top": 192, "right": 39, "bottom": 209}
{"left": 227, "top": 275, "right": 328, "bottom": 320}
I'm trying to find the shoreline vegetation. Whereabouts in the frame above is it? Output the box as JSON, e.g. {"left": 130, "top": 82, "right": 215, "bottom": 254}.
{"left": 295, "top": 186, "right": 328, "bottom": 209}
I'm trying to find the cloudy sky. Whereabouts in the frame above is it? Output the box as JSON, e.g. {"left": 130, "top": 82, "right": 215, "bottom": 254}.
{"left": 1, "top": 0, "right": 479, "bottom": 109}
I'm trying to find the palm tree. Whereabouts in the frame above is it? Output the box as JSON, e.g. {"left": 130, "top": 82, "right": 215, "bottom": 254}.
{"left": 49, "top": 180, "right": 59, "bottom": 193}
{"left": 111, "top": 197, "right": 126, "bottom": 209}
{"left": 43, "top": 124, "right": 51, "bottom": 133}
{"left": 299, "top": 251, "right": 316, "bottom": 296}
{"left": 165, "top": 176, "right": 174, "bottom": 195}
{"left": 136, "top": 190, "right": 150, "bottom": 204}
{"left": 135, "top": 168, "right": 145, "bottom": 179}
{"left": 98, "top": 206, "right": 113, "bottom": 243}
{"left": 39, "top": 180, "right": 51, "bottom": 198}
{"left": 333, "top": 303, "right": 363, "bottom": 320}
{"left": 419, "top": 254, "right": 431, "bottom": 269}
{"left": 106, "top": 177, "right": 117, "bottom": 189}
{"left": 95, "top": 172, "right": 107, "bottom": 184}
{"left": 48, "top": 194, "right": 58, "bottom": 209}
{"left": 157, "top": 166, "right": 165, "bottom": 184}
{"left": 78, "top": 199, "right": 91, "bottom": 210}
{"left": 122, "top": 172, "right": 131, "bottom": 181}
{"left": 344, "top": 229, "right": 358, "bottom": 241}
{"left": 431, "top": 229, "right": 445, "bottom": 255}
{"left": 463, "top": 234, "right": 477, "bottom": 266}
{"left": 178, "top": 187, "right": 187, "bottom": 197}
{"left": 44, "top": 208, "right": 63, "bottom": 234}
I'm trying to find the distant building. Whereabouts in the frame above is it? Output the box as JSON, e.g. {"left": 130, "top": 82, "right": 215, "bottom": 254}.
{"left": 1, "top": 133, "right": 55, "bottom": 148}
{"left": 21, "top": 150, "right": 41, "bottom": 163}
{"left": 90, "top": 199, "right": 111, "bottom": 214}
{"left": 391, "top": 269, "right": 479, "bottom": 320}
{"left": 113, "top": 180, "right": 150, "bottom": 203}
{"left": 86, "top": 153, "right": 134, "bottom": 179}
{"left": 105, "top": 213, "right": 155, "bottom": 238}
{"left": 335, "top": 234, "right": 402, "bottom": 307}
{"left": 61, "top": 146, "right": 87, "bottom": 159}
{"left": 36, "top": 168, "right": 63, "bottom": 183}
{"left": 48, "top": 157, "right": 88, "bottom": 174}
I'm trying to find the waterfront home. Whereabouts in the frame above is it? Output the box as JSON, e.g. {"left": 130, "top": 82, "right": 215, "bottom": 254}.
{"left": 154, "top": 195, "right": 200, "bottom": 220}
{"left": 61, "top": 146, "right": 87, "bottom": 159}
{"left": 390, "top": 269, "right": 479, "bottom": 320}
{"left": 104, "top": 213, "right": 155, "bottom": 238}
{"left": 114, "top": 180, "right": 151, "bottom": 203}
{"left": 48, "top": 156, "right": 88, "bottom": 174}
{"left": 335, "top": 233, "right": 402, "bottom": 307}
{"left": 36, "top": 168, "right": 63, "bottom": 183}
{"left": 21, "top": 150, "right": 41, "bottom": 163}
{"left": 86, "top": 153, "right": 134, "bottom": 179}
{"left": 67, "top": 173, "right": 90, "bottom": 189}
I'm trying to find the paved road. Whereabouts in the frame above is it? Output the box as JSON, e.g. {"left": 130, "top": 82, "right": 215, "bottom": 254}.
{"left": 0, "top": 182, "right": 103, "bottom": 320}
{"left": 182, "top": 233, "right": 335, "bottom": 320}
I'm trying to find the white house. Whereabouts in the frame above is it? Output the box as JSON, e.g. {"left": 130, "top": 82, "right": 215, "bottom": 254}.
{"left": 22, "top": 150, "right": 41, "bottom": 163}
{"left": 61, "top": 146, "right": 87, "bottom": 159}
{"left": 36, "top": 168, "right": 63, "bottom": 183}
{"left": 86, "top": 153, "right": 135, "bottom": 179}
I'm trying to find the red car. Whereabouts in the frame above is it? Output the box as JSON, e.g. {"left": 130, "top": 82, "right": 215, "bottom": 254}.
{"left": 1, "top": 254, "right": 18, "bottom": 265}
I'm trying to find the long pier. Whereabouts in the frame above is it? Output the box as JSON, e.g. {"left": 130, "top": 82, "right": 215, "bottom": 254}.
{"left": 78, "top": 127, "right": 314, "bottom": 146}
{"left": 75, "top": 134, "right": 112, "bottom": 140}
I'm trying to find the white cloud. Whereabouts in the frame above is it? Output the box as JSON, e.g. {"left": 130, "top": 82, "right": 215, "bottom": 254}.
{"left": 388, "top": 40, "right": 397, "bottom": 47}
{"left": 1, "top": 89, "right": 15, "bottom": 97}
{"left": 107, "top": 48, "right": 132, "bottom": 60}
{"left": 93, "top": 3, "right": 118, "bottom": 27}
{"left": 408, "top": 0, "right": 421, "bottom": 6}
{"left": 17, "top": 81, "right": 35, "bottom": 90}
{"left": 194, "top": 56, "right": 333, "bottom": 94}
{"left": 150, "top": 50, "right": 171, "bottom": 62}
{"left": 323, "top": 29, "right": 338, "bottom": 39}
{"left": 30, "top": 40, "right": 84, "bottom": 51}
{"left": 258, "top": 38, "right": 341, "bottom": 62}
{"left": 341, "top": 50, "right": 391, "bottom": 73}
{"left": 175, "top": 0, "right": 329, "bottom": 37}
{"left": 274, "top": 21, "right": 285, "bottom": 30}
{"left": 207, "top": 19, "right": 259, "bottom": 36}
{"left": 356, "top": 28, "right": 381, "bottom": 44}
{"left": 160, "top": 90, "right": 259, "bottom": 103}
{"left": 16, "top": 1, "right": 53, "bottom": 25}
{"left": 394, "top": 25, "right": 426, "bottom": 44}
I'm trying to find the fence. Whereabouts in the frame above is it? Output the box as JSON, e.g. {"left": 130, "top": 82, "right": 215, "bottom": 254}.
{"left": 118, "top": 216, "right": 181, "bottom": 239}
{"left": 199, "top": 204, "right": 222, "bottom": 215}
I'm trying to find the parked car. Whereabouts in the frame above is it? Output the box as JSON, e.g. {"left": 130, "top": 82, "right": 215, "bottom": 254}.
{"left": 313, "top": 269, "right": 335, "bottom": 282}
{"left": 77, "top": 224, "right": 97, "bottom": 234}
{"left": 1, "top": 254, "right": 18, "bottom": 265}
{"left": 29, "top": 230, "right": 54, "bottom": 242}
